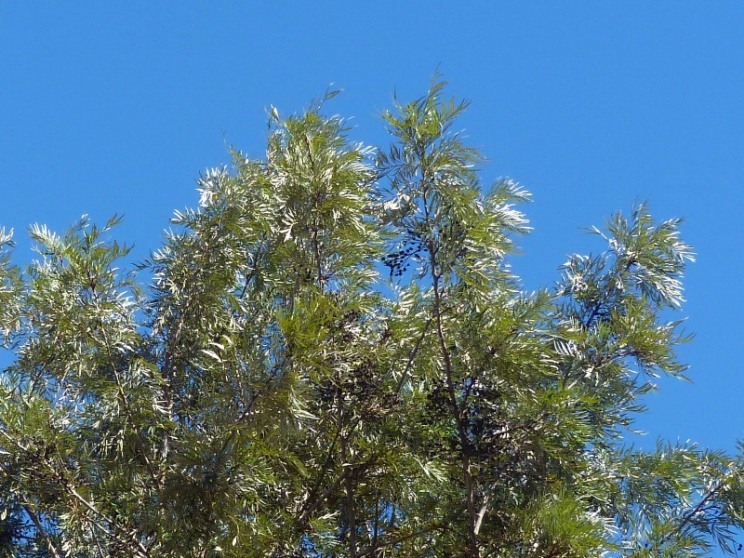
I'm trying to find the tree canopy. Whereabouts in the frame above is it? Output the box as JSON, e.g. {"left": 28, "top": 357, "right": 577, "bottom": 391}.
{"left": 1, "top": 80, "right": 743, "bottom": 558}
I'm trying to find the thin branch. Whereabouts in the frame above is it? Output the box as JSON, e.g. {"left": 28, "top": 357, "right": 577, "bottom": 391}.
{"left": 395, "top": 317, "right": 433, "bottom": 394}
{"left": 50, "top": 461, "right": 152, "bottom": 558}
{"left": 94, "top": 313, "right": 161, "bottom": 489}
{"left": 356, "top": 521, "right": 446, "bottom": 557}
{"left": 90, "top": 522, "right": 107, "bottom": 558}
{"left": 657, "top": 478, "right": 726, "bottom": 549}
{"left": 19, "top": 499, "right": 62, "bottom": 558}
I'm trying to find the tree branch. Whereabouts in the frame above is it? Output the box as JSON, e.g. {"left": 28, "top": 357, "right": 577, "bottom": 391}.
{"left": 19, "top": 499, "right": 62, "bottom": 558}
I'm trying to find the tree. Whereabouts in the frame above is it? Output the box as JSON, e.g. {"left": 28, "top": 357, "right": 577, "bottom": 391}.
{"left": 1, "top": 80, "right": 743, "bottom": 558}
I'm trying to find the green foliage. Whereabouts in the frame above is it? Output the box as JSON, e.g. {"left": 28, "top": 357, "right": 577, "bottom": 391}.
{"left": 0, "top": 79, "right": 741, "bottom": 558}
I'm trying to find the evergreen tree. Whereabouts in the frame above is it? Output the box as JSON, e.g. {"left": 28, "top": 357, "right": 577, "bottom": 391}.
{"left": 0, "top": 80, "right": 742, "bottom": 557}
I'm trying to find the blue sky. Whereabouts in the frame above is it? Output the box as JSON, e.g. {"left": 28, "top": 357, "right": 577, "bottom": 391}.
{"left": 1, "top": 0, "right": 743, "bottom": 496}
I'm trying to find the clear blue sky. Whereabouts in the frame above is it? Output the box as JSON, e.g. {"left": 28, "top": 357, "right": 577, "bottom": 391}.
{"left": 2, "top": 0, "right": 743, "bottom": 500}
